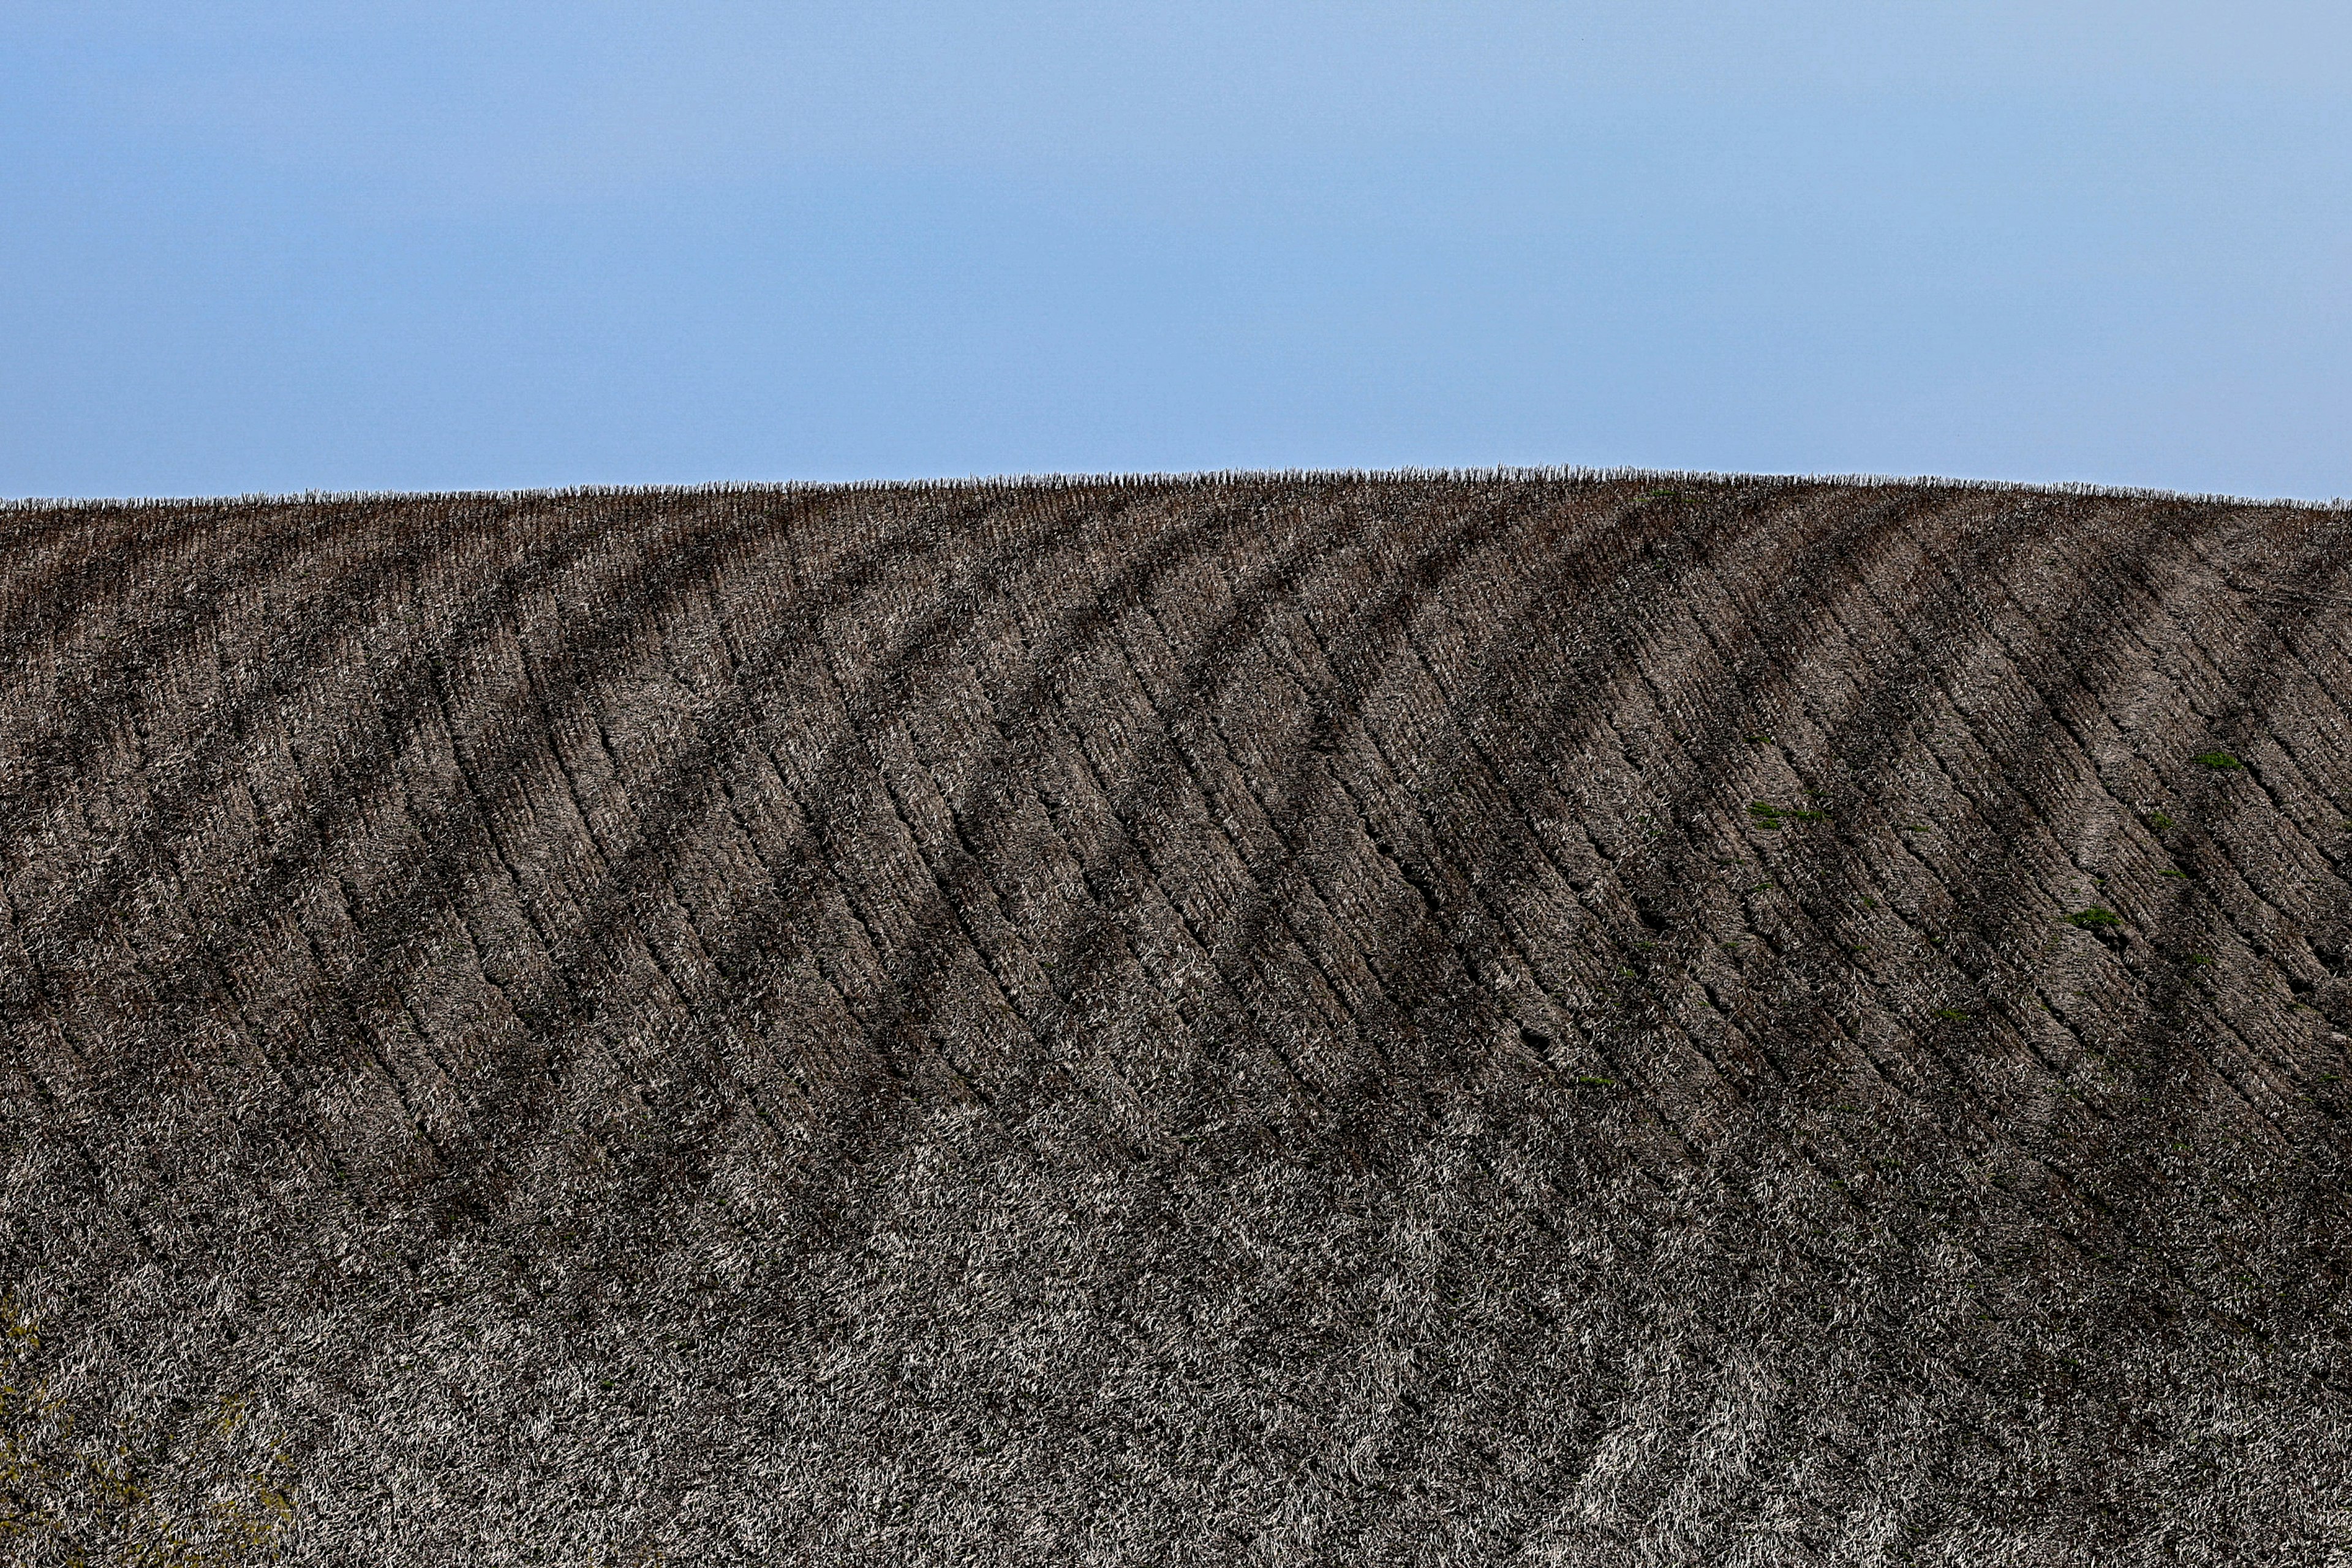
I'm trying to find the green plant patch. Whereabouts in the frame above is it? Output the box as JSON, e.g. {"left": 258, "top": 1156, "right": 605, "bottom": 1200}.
{"left": 1934, "top": 1008, "right": 1969, "bottom": 1020}
{"left": 2147, "top": 810, "right": 2176, "bottom": 832}
{"left": 2185, "top": 954, "right": 2216, "bottom": 966}
{"left": 1576, "top": 1076, "right": 1617, "bottom": 1087}
{"left": 2160, "top": 867, "right": 2188, "bottom": 879}
{"left": 2065, "top": 908, "right": 2123, "bottom": 929}
{"left": 1749, "top": 801, "right": 1827, "bottom": 824}
{"left": 2194, "top": 752, "right": 2242, "bottom": 769}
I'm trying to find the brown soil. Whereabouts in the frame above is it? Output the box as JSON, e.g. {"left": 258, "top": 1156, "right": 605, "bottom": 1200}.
{"left": 4, "top": 471, "right": 2351, "bottom": 1564}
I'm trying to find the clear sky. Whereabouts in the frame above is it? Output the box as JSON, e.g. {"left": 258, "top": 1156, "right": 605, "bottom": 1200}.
{"left": 4, "top": 2, "right": 2346, "bottom": 500}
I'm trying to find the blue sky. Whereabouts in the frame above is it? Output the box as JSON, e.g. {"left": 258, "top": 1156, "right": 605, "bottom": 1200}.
{"left": 4, "top": 2, "right": 2346, "bottom": 500}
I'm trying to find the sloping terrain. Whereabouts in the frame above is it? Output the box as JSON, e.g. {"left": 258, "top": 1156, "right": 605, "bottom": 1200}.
{"left": 4, "top": 470, "right": 2351, "bottom": 1565}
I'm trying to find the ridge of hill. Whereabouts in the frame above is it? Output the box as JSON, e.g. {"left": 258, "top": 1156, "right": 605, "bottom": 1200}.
{"left": 4, "top": 472, "right": 2351, "bottom": 1564}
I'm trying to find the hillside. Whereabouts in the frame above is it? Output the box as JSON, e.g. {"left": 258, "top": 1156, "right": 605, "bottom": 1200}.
{"left": 4, "top": 470, "right": 2351, "bottom": 1564}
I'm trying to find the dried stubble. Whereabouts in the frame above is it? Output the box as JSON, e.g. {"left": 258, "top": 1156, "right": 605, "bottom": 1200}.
{"left": 3, "top": 470, "right": 2351, "bottom": 1565}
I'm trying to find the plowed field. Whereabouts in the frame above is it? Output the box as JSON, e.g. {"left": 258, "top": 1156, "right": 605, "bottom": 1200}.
{"left": 5, "top": 472, "right": 2351, "bottom": 1564}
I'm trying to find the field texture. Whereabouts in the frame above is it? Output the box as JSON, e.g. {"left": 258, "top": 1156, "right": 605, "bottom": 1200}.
{"left": 5, "top": 471, "right": 2352, "bottom": 1565}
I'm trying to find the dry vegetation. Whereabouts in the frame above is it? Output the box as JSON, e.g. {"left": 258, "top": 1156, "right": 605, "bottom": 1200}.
{"left": 4, "top": 469, "right": 2352, "bottom": 1564}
